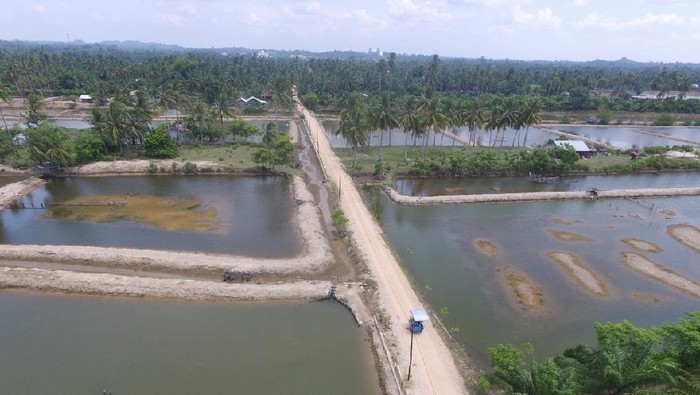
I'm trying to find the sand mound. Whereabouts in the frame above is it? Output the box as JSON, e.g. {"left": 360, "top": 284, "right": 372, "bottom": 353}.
{"left": 547, "top": 251, "right": 608, "bottom": 296}
{"left": 498, "top": 267, "right": 545, "bottom": 312}
{"left": 621, "top": 238, "right": 663, "bottom": 253}
{"left": 550, "top": 218, "right": 583, "bottom": 225}
{"left": 633, "top": 293, "right": 668, "bottom": 302}
{"left": 667, "top": 224, "right": 700, "bottom": 254}
{"left": 474, "top": 239, "right": 500, "bottom": 256}
{"left": 547, "top": 229, "right": 595, "bottom": 242}
{"left": 620, "top": 252, "right": 700, "bottom": 298}
{"left": 659, "top": 209, "right": 677, "bottom": 217}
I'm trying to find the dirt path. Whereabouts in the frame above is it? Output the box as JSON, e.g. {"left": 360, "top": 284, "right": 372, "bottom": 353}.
{"left": 296, "top": 94, "right": 468, "bottom": 394}
{"left": 385, "top": 186, "right": 700, "bottom": 205}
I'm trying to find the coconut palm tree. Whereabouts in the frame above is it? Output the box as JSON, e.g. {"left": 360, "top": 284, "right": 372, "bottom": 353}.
{"left": 212, "top": 92, "right": 235, "bottom": 142}
{"left": 336, "top": 102, "right": 369, "bottom": 168}
{"left": 417, "top": 87, "right": 447, "bottom": 155}
{"left": 261, "top": 121, "right": 278, "bottom": 170}
{"left": 397, "top": 96, "right": 424, "bottom": 163}
{"left": 520, "top": 96, "right": 543, "bottom": 148}
{"left": 463, "top": 98, "right": 486, "bottom": 148}
{"left": 368, "top": 92, "right": 398, "bottom": 160}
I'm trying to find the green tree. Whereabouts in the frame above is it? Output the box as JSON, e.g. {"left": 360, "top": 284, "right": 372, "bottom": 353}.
{"left": 74, "top": 129, "right": 105, "bottom": 164}
{"left": 212, "top": 92, "right": 235, "bottom": 141}
{"left": 25, "top": 124, "right": 75, "bottom": 167}
{"left": 227, "top": 119, "right": 260, "bottom": 141}
{"left": 261, "top": 121, "right": 278, "bottom": 170}
{"left": 24, "top": 94, "right": 48, "bottom": 127}
{"left": 336, "top": 101, "right": 369, "bottom": 168}
{"left": 368, "top": 92, "right": 398, "bottom": 160}
{"left": 520, "top": 96, "right": 543, "bottom": 147}
{"left": 144, "top": 125, "right": 179, "bottom": 158}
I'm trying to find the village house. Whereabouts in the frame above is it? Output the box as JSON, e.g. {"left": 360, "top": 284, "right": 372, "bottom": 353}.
{"left": 552, "top": 140, "right": 596, "bottom": 159}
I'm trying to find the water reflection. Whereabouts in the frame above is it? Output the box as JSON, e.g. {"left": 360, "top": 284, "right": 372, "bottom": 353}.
{"left": 370, "top": 189, "right": 700, "bottom": 366}
{"left": 1, "top": 176, "right": 301, "bottom": 257}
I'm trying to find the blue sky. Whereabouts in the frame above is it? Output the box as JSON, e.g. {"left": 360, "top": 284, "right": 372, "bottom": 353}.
{"left": 2, "top": 0, "right": 699, "bottom": 62}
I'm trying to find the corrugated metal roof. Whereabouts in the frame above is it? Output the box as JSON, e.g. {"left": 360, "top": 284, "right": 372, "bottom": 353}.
{"left": 410, "top": 309, "right": 430, "bottom": 322}
{"left": 554, "top": 140, "right": 592, "bottom": 152}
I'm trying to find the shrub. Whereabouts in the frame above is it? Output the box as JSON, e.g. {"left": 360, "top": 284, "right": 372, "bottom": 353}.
{"left": 653, "top": 114, "right": 675, "bottom": 126}
{"left": 147, "top": 162, "right": 158, "bottom": 173}
{"left": 144, "top": 126, "right": 179, "bottom": 159}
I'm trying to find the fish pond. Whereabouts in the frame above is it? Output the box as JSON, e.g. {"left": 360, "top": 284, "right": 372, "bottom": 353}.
{"left": 1, "top": 176, "right": 301, "bottom": 257}
{"left": 0, "top": 293, "right": 380, "bottom": 394}
{"left": 365, "top": 186, "right": 700, "bottom": 366}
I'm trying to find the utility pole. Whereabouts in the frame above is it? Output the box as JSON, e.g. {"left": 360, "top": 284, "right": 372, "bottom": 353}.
{"left": 407, "top": 330, "right": 414, "bottom": 381}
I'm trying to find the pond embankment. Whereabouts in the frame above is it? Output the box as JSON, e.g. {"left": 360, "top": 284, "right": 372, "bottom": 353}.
{"left": 385, "top": 186, "right": 700, "bottom": 205}
{"left": 0, "top": 177, "right": 46, "bottom": 209}
{"left": 0, "top": 267, "right": 332, "bottom": 301}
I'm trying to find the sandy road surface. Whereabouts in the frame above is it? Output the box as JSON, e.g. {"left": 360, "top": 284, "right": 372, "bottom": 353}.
{"left": 297, "top": 97, "right": 468, "bottom": 394}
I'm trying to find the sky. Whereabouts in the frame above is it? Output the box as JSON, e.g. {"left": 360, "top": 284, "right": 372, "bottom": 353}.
{"left": 1, "top": 0, "right": 699, "bottom": 63}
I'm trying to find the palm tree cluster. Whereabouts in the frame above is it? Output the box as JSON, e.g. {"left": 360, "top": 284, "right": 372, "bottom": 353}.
{"left": 335, "top": 89, "right": 544, "bottom": 165}
{"left": 483, "top": 313, "right": 700, "bottom": 394}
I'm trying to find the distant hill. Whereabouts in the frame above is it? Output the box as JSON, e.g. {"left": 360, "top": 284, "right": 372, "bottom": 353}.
{"left": 1, "top": 39, "right": 699, "bottom": 67}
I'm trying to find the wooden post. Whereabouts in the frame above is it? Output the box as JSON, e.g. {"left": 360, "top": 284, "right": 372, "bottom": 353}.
{"left": 407, "top": 329, "right": 414, "bottom": 381}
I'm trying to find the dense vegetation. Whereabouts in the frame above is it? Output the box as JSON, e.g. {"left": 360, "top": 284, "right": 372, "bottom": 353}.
{"left": 480, "top": 313, "right": 700, "bottom": 394}
{"left": 2, "top": 41, "right": 697, "bottom": 171}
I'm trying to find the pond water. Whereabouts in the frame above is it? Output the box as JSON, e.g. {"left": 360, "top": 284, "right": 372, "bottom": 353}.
{"left": 1, "top": 176, "right": 301, "bottom": 257}
{"left": 0, "top": 293, "right": 380, "bottom": 394}
{"left": 396, "top": 172, "right": 700, "bottom": 196}
{"left": 636, "top": 127, "right": 700, "bottom": 144}
{"left": 366, "top": 189, "right": 700, "bottom": 366}
{"left": 554, "top": 126, "right": 688, "bottom": 149}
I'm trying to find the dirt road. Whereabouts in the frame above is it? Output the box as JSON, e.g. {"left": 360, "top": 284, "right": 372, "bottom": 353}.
{"left": 296, "top": 98, "right": 468, "bottom": 394}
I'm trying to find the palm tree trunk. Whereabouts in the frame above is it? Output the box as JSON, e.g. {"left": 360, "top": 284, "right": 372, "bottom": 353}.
{"left": 404, "top": 131, "right": 409, "bottom": 162}
{"left": 379, "top": 129, "right": 384, "bottom": 160}
{"left": 522, "top": 126, "right": 530, "bottom": 148}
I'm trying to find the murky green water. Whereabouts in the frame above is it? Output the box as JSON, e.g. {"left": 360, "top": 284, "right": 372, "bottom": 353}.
{"left": 368, "top": 189, "right": 700, "bottom": 366}
{"left": 0, "top": 293, "right": 380, "bottom": 394}
{"left": 396, "top": 172, "right": 700, "bottom": 196}
{"left": 1, "top": 176, "right": 300, "bottom": 257}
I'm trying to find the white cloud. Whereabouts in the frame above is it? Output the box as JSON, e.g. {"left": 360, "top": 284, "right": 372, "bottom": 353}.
{"left": 247, "top": 12, "right": 263, "bottom": 25}
{"left": 159, "top": 13, "right": 183, "bottom": 26}
{"left": 573, "top": 0, "right": 589, "bottom": 5}
{"left": 33, "top": 5, "right": 47, "bottom": 14}
{"left": 340, "top": 8, "right": 388, "bottom": 27}
{"left": 513, "top": 6, "right": 561, "bottom": 28}
{"left": 573, "top": 11, "right": 685, "bottom": 31}
{"left": 387, "top": 0, "right": 451, "bottom": 19}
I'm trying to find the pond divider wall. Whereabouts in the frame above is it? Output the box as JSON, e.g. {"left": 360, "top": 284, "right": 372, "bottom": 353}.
{"left": 385, "top": 186, "right": 700, "bottom": 205}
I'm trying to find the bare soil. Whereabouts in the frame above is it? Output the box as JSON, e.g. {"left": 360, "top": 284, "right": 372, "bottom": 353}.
{"left": 298, "top": 94, "right": 469, "bottom": 394}
{"left": 547, "top": 251, "right": 609, "bottom": 296}
{"left": 550, "top": 218, "right": 583, "bottom": 225}
{"left": 547, "top": 229, "right": 595, "bottom": 243}
{"left": 633, "top": 292, "right": 668, "bottom": 302}
{"left": 667, "top": 224, "right": 700, "bottom": 254}
{"left": 660, "top": 209, "right": 677, "bottom": 217}
{"left": 498, "top": 267, "right": 545, "bottom": 312}
{"left": 620, "top": 252, "right": 700, "bottom": 298}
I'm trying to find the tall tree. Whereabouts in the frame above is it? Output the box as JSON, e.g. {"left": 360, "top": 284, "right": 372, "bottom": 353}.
{"left": 336, "top": 101, "right": 369, "bottom": 168}
{"left": 398, "top": 96, "right": 424, "bottom": 163}
{"left": 368, "top": 92, "right": 398, "bottom": 160}
{"left": 417, "top": 87, "right": 447, "bottom": 154}
{"left": 520, "top": 96, "right": 543, "bottom": 148}
{"left": 212, "top": 92, "right": 235, "bottom": 141}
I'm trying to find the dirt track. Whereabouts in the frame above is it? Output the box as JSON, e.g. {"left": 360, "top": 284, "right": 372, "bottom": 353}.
{"left": 297, "top": 96, "right": 469, "bottom": 394}
{"left": 385, "top": 186, "right": 700, "bottom": 205}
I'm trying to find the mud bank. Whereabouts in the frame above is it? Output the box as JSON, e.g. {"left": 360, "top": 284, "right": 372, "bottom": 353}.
{"left": 69, "top": 160, "right": 227, "bottom": 175}
{"left": 667, "top": 224, "right": 700, "bottom": 254}
{"left": 0, "top": 176, "right": 334, "bottom": 275}
{"left": 620, "top": 252, "right": 700, "bottom": 298}
{"left": 547, "top": 251, "right": 608, "bottom": 296}
{"left": 0, "top": 267, "right": 331, "bottom": 301}
{"left": 498, "top": 267, "right": 545, "bottom": 312}
{"left": 385, "top": 186, "right": 700, "bottom": 205}
{"left": 0, "top": 177, "right": 46, "bottom": 209}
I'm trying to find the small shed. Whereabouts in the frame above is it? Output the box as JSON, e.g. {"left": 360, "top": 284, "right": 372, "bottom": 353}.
{"left": 79, "top": 94, "right": 93, "bottom": 103}
{"left": 237, "top": 96, "right": 267, "bottom": 105}
{"left": 553, "top": 140, "right": 595, "bottom": 158}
